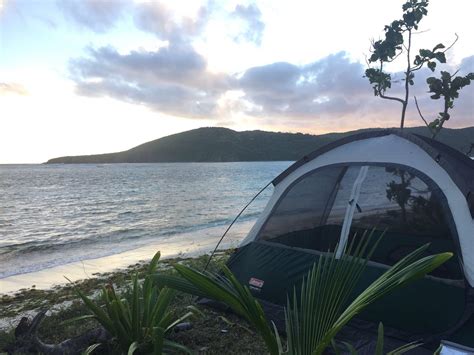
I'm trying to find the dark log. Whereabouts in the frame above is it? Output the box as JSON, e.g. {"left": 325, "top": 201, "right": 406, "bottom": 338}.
{"left": 6, "top": 310, "right": 111, "bottom": 355}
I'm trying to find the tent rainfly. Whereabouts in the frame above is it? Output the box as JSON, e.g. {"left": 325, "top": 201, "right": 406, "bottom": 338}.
{"left": 226, "top": 129, "right": 474, "bottom": 351}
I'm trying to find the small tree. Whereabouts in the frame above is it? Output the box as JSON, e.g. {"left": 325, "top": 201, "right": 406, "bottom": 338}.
{"left": 364, "top": 0, "right": 469, "bottom": 131}
{"left": 415, "top": 71, "right": 474, "bottom": 138}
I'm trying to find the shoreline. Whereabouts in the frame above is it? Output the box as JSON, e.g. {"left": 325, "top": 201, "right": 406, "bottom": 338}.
{"left": 0, "top": 248, "right": 267, "bottom": 353}
{"left": 0, "top": 220, "right": 253, "bottom": 295}
{"left": 0, "top": 248, "right": 234, "bottom": 333}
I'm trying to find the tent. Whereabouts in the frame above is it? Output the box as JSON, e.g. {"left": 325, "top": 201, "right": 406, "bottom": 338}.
{"left": 226, "top": 129, "right": 474, "bottom": 350}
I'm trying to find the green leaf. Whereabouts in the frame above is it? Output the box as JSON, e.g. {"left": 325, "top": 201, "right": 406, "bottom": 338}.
{"left": 150, "top": 287, "right": 175, "bottom": 328}
{"left": 163, "top": 339, "right": 193, "bottom": 354}
{"left": 160, "top": 263, "right": 279, "bottom": 355}
{"left": 331, "top": 340, "right": 342, "bottom": 355}
{"left": 165, "top": 311, "right": 195, "bottom": 332}
{"left": 435, "top": 52, "right": 446, "bottom": 63}
{"left": 152, "top": 327, "right": 165, "bottom": 355}
{"left": 156, "top": 232, "right": 451, "bottom": 355}
{"left": 314, "top": 245, "right": 451, "bottom": 354}
{"left": 131, "top": 273, "right": 140, "bottom": 340}
{"left": 128, "top": 341, "right": 139, "bottom": 355}
{"left": 387, "top": 341, "right": 422, "bottom": 354}
{"left": 375, "top": 323, "right": 384, "bottom": 355}
{"left": 341, "top": 341, "right": 358, "bottom": 355}
{"left": 65, "top": 278, "right": 114, "bottom": 333}
{"left": 148, "top": 251, "right": 161, "bottom": 274}
{"left": 82, "top": 343, "right": 101, "bottom": 355}
{"left": 419, "top": 49, "right": 432, "bottom": 58}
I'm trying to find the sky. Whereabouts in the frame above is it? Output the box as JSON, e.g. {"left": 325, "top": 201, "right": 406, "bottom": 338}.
{"left": 0, "top": 0, "right": 473, "bottom": 163}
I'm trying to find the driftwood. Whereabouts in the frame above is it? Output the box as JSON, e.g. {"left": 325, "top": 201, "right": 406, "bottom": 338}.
{"left": 5, "top": 310, "right": 111, "bottom": 355}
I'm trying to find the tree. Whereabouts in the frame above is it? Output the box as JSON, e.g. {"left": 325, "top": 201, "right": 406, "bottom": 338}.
{"left": 364, "top": 0, "right": 472, "bottom": 132}
{"left": 415, "top": 71, "right": 474, "bottom": 138}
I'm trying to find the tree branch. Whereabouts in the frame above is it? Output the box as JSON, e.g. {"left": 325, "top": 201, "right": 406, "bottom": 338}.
{"left": 414, "top": 96, "right": 434, "bottom": 135}
{"left": 380, "top": 93, "right": 405, "bottom": 104}
{"left": 7, "top": 311, "right": 111, "bottom": 355}
{"left": 443, "top": 33, "right": 459, "bottom": 53}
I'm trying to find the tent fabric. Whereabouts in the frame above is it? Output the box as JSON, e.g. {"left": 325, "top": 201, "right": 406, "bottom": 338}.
{"left": 272, "top": 130, "right": 474, "bottom": 199}
{"left": 227, "top": 130, "right": 474, "bottom": 349}
{"left": 227, "top": 240, "right": 474, "bottom": 348}
{"left": 240, "top": 132, "right": 474, "bottom": 286}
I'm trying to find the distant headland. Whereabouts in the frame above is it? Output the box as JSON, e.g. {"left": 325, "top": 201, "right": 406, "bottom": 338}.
{"left": 45, "top": 126, "right": 474, "bottom": 164}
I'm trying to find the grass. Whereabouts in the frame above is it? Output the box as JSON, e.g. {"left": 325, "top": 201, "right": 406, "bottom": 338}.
{"left": 0, "top": 250, "right": 266, "bottom": 354}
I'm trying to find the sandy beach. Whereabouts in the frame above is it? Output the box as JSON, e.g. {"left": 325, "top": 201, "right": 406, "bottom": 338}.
{"left": 0, "top": 220, "right": 253, "bottom": 295}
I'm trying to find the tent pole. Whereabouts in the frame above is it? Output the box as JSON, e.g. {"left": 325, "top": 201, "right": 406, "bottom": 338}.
{"left": 204, "top": 180, "right": 273, "bottom": 271}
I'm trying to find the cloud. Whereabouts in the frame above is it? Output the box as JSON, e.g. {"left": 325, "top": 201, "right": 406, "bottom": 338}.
{"left": 134, "top": 2, "right": 209, "bottom": 42}
{"left": 232, "top": 4, "right": 265, "bottom": 45}
{"left": 69, "top": 43, "right": 234, "bottom": 118}
{"left": 237, "top": 52, "right": 473, "bottom": 128}
{"left": 0, "top": 82, "right": 29, "bottom": 96}
{"left": 238, "top": 52, "right": 370, "bottom": 118}
{"left": 57, "top": 0, "right": 129, "bottom": 32}
{"left": 459, "top": 55, "right": 474, "bottom": 75}
{"left": 69, "top": 42, "right": 473, "bottom": 129}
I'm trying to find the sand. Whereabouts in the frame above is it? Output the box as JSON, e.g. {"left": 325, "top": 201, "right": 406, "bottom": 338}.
{"left": 0, "top": 220, "right": 253, "bottom": 295}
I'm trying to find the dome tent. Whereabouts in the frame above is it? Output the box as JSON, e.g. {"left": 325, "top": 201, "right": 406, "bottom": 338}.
{"left": 226, "top": 129, "right": 474, "bottom": 350}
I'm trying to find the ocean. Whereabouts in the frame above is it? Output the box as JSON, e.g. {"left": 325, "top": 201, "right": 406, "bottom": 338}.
{"left": 0, "top": 162, "right": 292, "bottom": 282}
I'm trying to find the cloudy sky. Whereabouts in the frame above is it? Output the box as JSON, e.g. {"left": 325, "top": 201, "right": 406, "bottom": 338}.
{"left": 0, "top": 0, "right": 473, "bottom": 163}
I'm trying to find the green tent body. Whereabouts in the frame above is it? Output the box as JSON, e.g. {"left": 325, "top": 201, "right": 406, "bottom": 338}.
{"left": 227, "top": 130, "right": 474, "bottom": 351}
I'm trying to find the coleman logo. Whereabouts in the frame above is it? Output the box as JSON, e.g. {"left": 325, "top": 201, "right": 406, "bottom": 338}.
{"left": 249, "top": 277, "right": 264, "bottom": 288}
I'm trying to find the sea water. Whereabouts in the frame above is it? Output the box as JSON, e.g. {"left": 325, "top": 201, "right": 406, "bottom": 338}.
{"left": 0, "top": 162, "right": 292, "bottom": 281}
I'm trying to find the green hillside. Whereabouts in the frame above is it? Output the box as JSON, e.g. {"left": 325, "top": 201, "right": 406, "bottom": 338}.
{"left": 46, "top": 126, "right": 474, "bottom": 164}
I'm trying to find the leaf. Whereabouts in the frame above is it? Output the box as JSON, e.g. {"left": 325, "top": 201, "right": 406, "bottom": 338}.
{"left": 156, "top": 234, "right": 451, "bottom": 355}
{"left": 314, "top": 246, "right": 452, "bottom": 354}
{"left": 331, "top": 340, "right": 342, "bottom": 355}
{"left": 82, "top": 343, "right": 101, "bottom": 355}
{"left": 131, "top": 273, "right": 140, "bottom": 340}
{"left": 427, "top": 61, "right": 436, "bottom": 72}
{"left": 435, "top": 52, "right": 446, "bottom": 63}
{"left": 163, "top": 339, "right": 193, "bottom": 354}
{"left": 159, "top": 264, "right": 280, "bottom": 354}
{"left": 128, "top": 341, "right": 139, "bottom": 355}
{"left": 165, "top": 311, "right": 194, "bottom": 332}
{"left": 375, "top": 323, "right": 384, "bottom": 355}
{"left": 341, "top": 341, "right": 358, "bottom": 355}
{"left": 419, "top": 49, "right": 432, "bottom": 58}
{"left": 65, "top": 277, "right": 114, "bottom": 333}
{"left": 433, "top": 345, "right": 443, "bottom": 355}
{"left": 272, "top": 321, "right": 284, "bottom": 354}
{"left": 150, "top": 287, "right": 175, "bottom": 328}
{"left": 387, "top": 341, "right": 423, "bottom": 354}
{"left": 152, "top": 327, "right": 165, "bottom": 355}
{"left": 148, "top": 251, "right": 161, "bottom": 274}
{"left": 433, "top": 43, "right": 445, "bottom": 51}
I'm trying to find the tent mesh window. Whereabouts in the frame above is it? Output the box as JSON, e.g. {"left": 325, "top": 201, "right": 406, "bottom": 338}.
{"left": 258, "top": 165, "right": 351, "bottom": 252}
{"left": 258, "top": 164, "right": 462, "bottom": 281}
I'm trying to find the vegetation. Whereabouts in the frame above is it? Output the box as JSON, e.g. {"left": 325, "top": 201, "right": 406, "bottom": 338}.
{"left": 0, "top": 251, "right": 267, "bottom": 354}
{"left": 417, "top": 71, "right": 474, "bottom": 138}
{"left": 365, "top": 0, "right": 473, "bottom": 135}
{"left": 45, "top": 126, "right": 474, "bottom": 164}
{"left": 67, "top": 251, "right": 197, "bottom": 354}
{"left": 1, "top": 238, "right": 451, "bottom": 354}
{"left": 155, "top": 234, "right": 451, "bottom": 354}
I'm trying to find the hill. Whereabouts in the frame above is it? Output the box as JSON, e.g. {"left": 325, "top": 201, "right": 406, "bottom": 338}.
{"left": 46, "top": 126, "right": 474, "bottom": 164}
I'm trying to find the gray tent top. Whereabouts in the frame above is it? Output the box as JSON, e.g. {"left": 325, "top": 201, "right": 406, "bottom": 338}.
{"left": 272, "top": 129, "right": 474, "bottom": 218}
